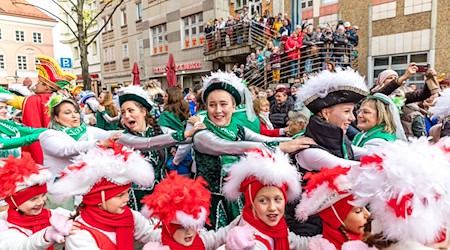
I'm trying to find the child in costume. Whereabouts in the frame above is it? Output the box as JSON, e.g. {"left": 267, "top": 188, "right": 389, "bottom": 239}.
{"left": 48, "top": 143, "right": 161, "bottom": 249}
{"left": 0, "top": 153, "right": 77, "bottom": 249}
{"left": 141, "top": 172, "right": 238, "bottom": 249}
{"left": 221, "top": 148, "right": 315, "bottom": 250}
{"left": 295, "top": 166, "right": 370, "bottom": 250}
{"left": 349, "top": 138, "right": 450, "bottom": 250}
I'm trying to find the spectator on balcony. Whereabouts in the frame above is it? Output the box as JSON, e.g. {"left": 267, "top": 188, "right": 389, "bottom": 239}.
{"left": 270, "top": 46, "right": 281, "bottom": 84}
{"left": 270, "top": 87, "right": 295, "bottom": 128}
{"left": 312, "top": 26, "right": 323, "bottom": 42}
{"left": 285, "top": 31, "right": 302, "bottom": 78}
{"left": 278, "top": 19, "right": 291, "bottom": 43}
{"left": 273, "top": 16, "right": 283, "bottom": 33}
{"left": 262, "top": 41, "right": 274, "bottom": 73}
{"left": 302, "top": 24, "right": 317, "bottom": 73}
{"left": 265, "top": 16, "right": 275, "bottom": 40}
{"left": 290, "top": 84, "right": 300, "bottom": 101}
{"left": 266, "top": 87, "right": 276, "bottom": 106}
{"left": 344, "top": 22, "right": 358, "bottom": 47}
{"left": 333, "top": 26, "right": 349, "bottom": 66}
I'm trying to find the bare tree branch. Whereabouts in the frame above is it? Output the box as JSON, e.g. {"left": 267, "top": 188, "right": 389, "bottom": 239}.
{"left": 85, "top": 0, "right": 121, "bottom": 31}
{"left": 10, "top": 0, "right": 79, "bottom": 40}
{"left": 67, "top": 0, "right": 79, "bottom": 13}
{"left": 87, "top": 0, "right": 125, "bottom": 46}
{"left": 49, "top": 0, "right": 77, "bottom": 26}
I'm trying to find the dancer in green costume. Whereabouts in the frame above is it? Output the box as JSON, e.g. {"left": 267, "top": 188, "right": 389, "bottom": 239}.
{"left": 192, "top": 71, "right": 315, "bottom": 230}
{"left": 116, "top": 85, "right": 205, "bottom": 210}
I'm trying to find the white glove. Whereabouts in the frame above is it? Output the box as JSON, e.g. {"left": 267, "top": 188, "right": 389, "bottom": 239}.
{"left": 44, "top": 213, "right": 73, "bottom": 243}
{"left": 142, "top": 242, "right": 170, "bottom": 250}
{"left": 226, "top": 225, "right": 256, "bottom": 250}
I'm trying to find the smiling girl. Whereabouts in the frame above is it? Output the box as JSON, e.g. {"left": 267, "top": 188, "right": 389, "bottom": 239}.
{"left": 222, "top": 148, "right": 314, "bottom": 250}
{"left": 0, "top": 153, "right": 77, "bottom": 249}
{"left": 49, "top": 143, "right": 162, "bottom": 250}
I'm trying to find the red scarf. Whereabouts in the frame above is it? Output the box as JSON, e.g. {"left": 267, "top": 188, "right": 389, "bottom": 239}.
{"left": 242, "top": 207, "right": 290, "bottom": 250}
{"left": 7, "top": 208, "right": 53, "bottom": 250}
{"left": 322, "top": 220, "right": 361, "bottom": 250}
{"left": 161, "top": 223, "right": 206, "bottom": 250}
{"left": 80, "top": 205, "right": 134, "bottom": 250}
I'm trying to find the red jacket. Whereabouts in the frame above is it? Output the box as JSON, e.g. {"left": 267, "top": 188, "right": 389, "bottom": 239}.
{"left": 260, "top": 121, "right": 282, "bottom": 137}
{"left": 285, "top": 36, "right": 302, "bottom": 60}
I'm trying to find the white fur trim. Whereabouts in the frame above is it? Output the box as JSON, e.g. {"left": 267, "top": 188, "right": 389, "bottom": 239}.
{"left": 119, "top": 85, "right": 155, "bottom": 106}
{"left": 223, "top": 148, "right": 302, "bottom": 202}
{"left": 15, "top": 169, "right": 52, "bottom": 192}
{"left": 296, "top": 68, "right": 368, "bottom": 107}
{"left": 201, "top": 70, "right": 246, "bottom": 103}
{"left": 349, "top": 137, "right": 450, "bottom": 244}
{"left": 8, "top": 84, "right": 31, "bottom": 97}
{"left": 430, "top": 88, "right": 450, "bottom": 119}
{"left": 49, "top": 146, "right": 154, "bottom": 203}
{"left": 175, "top": 207, "right": 208, "bottom": 229}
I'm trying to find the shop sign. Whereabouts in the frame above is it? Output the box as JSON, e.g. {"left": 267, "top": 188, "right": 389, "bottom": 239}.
{"left": 153, "top": 62, "right": 202, "bottom": 74}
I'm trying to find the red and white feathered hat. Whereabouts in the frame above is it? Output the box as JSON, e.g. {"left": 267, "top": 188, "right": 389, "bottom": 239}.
{"left": 141, "top": 172, "right": 211, "bottom": 232}
{"left": 0, "top": 153, "right": 52, "bottom": 208}
{"left": 295, "top": 166, "right": 354, "bottom": 229}
{"left": 349, "top": 137, "right": 450, "bottom": 245}
{"left": 223, "top": 148, "right": 302, "bottom": 204}
{"left": 49, "top": 142, "right": 154, "bottom": 205}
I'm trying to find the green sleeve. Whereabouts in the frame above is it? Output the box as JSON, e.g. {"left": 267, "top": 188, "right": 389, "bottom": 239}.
{"left": 95, "top": 111, "right": 106, "bottom": 129}
{"left": 0, "top": 133, "right": 41, "bottom": 149}
{"left": 15, "top": 124, "right": 47, "bottom": 136}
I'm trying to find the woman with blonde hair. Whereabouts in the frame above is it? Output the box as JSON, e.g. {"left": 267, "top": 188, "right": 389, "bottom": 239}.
{"left": 96, "top": 91, "right": 119, "bottom": 130}
{"left": 352, "top": 93, "right": 405, "bottom": 149}
{"left": 253, "top": 97, "right": 287, "bottom": 137}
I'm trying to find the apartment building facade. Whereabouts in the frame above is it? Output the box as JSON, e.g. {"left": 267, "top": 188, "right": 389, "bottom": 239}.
{"left": 0, "top": 0, "right": 56, "bottom": 86}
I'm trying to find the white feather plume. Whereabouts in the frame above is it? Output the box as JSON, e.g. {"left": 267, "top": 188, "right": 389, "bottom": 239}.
{"left": 222, "top": 148, "right": 302, "bottom": 202}
{"left": 349, "top": 137, "right": 450, "bottom": 244}
{"left": 49, "top": 145, "right": 154, "bottom": 203}
{"left": 8, "top": 84, "right": 31, "bottom": 97}
{"left": 429, "top": 88, "right": 450, "bottom": 119}
{"left": 295, "top": 68, "right": 368, "bottom": 107}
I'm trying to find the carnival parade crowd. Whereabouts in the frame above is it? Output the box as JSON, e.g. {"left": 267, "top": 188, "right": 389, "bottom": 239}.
{"left": 0, "top": 53, "right": 450, "bottom": 250}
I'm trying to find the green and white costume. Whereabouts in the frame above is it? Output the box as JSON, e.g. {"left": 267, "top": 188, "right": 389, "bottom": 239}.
{"left": 0, "top": 120, "right": 46, "bottom": 158}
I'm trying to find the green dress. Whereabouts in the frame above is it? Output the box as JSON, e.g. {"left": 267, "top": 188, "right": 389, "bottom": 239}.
{"left": 0, "top": 120, "right": 46, "bottom": 158}
{"left": 124, "top": 127, "right": 167, "bottom": 210}
{"left": 352, "top": 123, "right": 396, "bottom": 147}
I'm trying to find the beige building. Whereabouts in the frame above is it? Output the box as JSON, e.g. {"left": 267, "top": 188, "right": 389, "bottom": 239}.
{"left": 0, "top": 0, "right": 56, "bottom": 86}
{"left": 141, "top": 0, "right": 229, "bottom": 88}
{"left": 98, "top": 0, "right": 144, "bottom": 89}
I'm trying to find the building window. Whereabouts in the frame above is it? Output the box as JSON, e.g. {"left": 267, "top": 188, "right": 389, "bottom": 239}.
{"left": 109, "top": 47, "right": 115, "bottom": 62}
{"left": 372, "top": 2, "right": 396, "bottom": 21}
{"left": 136, "top": 2, "right": 142, "bottom": 20}
{"left": 137, "top": 39, "right": 144, "bottom": 60}
{"left": 74, "top": 46, "right": 79, "bottom": 59}
{"left": 372, "top": 52, "right": 428, "bottom": 88}
{"left": 0, "top": 29, "right": 2, "bottom": 40}
{"left": 33, "top": 32, "right": 43, "bottom": 43}
{"left": 318, "top": 14, "right": 338, "bottom": 26}
{"left": 302, "top": 0, "right": 313, "bottom": 8}
{"left": 121, "top": 9, "right": 127, "bottom": 26}
{"left": 182, "top": 12, "right": 204, "bottom": 49}
{"left": 234, "top": 0, "right": 248, "bottom": 10}
{"left": 92, "top": 41, "right": 98, "bottom": 55}
{"left": 17, "top": 55, "right": 27, "bottom": 70}
{"left": 104, "top": 48, "right": 109, "bottom": 62}
{"left": 151, "top": 23, "right": 167, "bottom": 55}
{"left": 15, "top": 30, "right": 25, "bottom": 42}
{"left": 123, "top": 43, "right": 129, "bottom": 58}
{"left": 0, "top": 55, "right": 5, "bottom": 69}
{"left": 404, "top": 0, "right": 432, "bottom": 15}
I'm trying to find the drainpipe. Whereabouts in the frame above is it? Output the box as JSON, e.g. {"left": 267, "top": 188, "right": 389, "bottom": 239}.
{"left": 367, "top": 1, "right": 374, "bottom": 88}
{"left": 429, "top": 0, "right": 437, "bottom": 67}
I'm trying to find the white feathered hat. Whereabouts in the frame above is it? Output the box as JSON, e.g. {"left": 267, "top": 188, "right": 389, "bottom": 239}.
{"left": 201, "top": 70, "right": 256, "bottom": 121}
{"left": 349, "top": 138, "right": 450, "bottom": 244}
{"left": 430, "top": 88, "right": 450, "bottom": 120}
{"left": 296, "top": 68, "right": 369, "bottom": 114}
{"left": 49, "top": 143, "right": 154, "bottom": 204}
{"left": 8, "top": 84, "right": 31, "bottom": 97}
{"left": 119, "top": 85, "right": 155, "bottom": 112}
{"left": 223, "top": 148, "right": 302, "bottom": 203}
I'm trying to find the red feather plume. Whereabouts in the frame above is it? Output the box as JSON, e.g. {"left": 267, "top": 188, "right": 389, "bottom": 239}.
{"left": 303, "top": 166, "right": 350, "bottom": 195}
{"left": 141, "top": 172, "right": 211, "bottom": 227}
{"left": 0, "top": 152, "right": 40, "bottom": 198}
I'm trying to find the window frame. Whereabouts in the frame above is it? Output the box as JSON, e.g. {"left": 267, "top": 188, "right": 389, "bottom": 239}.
{"left": 181, "top": 12, "right": 204, "bottom": 50}
{"left": 150, "top": 23, "right": 168, "bottom": 55}
{"left": 15, "top": 30, "right": 25, "bottom": 42}
{"left": 121, "top": 9, "right": 127, "bottom": 27}
{"left": 302, "top": 0, "right": 313, "bottom": 9}
{"left": 33, "top": 32, "right": 43, "bottom": 43}
{"left": 136, "top": 1, "right": 143, "bottom": 21}
{"left": 17, "top": 55, "right": 28, "bottom": 70}
{"left": 122, "top": 43, "right": 129, "bottom": 58}
{"left": 0, "top": 54, "right": 5, "bottom": 70}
